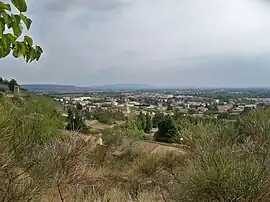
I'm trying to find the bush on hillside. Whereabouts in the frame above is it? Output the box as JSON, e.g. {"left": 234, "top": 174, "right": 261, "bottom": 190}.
{"left": 152, "top": 112, "right": 164, "bottom": 128}
{"left": 154, "top": 115, "right": 179, "bottom": 143}
{"left": 138, "top": 108, "right": 270, "bottom": 201}
{"left": 66, "top": 109, "right": 89, "bottom": 134}
{"left": 0, "top": 96, "right": 65, "bottom": 201}
{"left": 92, "top": 109, "right": 125, "bottom": 125}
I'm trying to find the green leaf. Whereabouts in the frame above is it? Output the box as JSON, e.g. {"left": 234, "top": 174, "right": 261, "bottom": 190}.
{"left": 24, "top": 35, "right": 33, "bottom": 46}
{"left": 29, "top": 47, "right": 37, "bottom": 62}
{"left": 20, "top": 13, "right": 32, "bottom": 30}
{"left": 1, "top": 11, "right": 8, "bottom": 23}
{"left": 2, "top": 11, "right": 9, "bottom": 25}
{"left": 0, "top": 36, "right": 7, "bottom": 50}
{"left": 2, "top": 12, "right": 13, "bottom": 28}
{"left": 12, "top": 24, "right": 22, "bottom": 38}
{"left": 0, "top": 18, "right": 4, "bottom": 36}
{"left": 1, "top": 46, "right": 11, "bottom": 58}
{"left": 12, "top": 45, "right": 19, "bottom": 58}
{"left": 24, "top": 46, "right": 31, "bottom": 63}
{"left": 11, "top": 0, "right": 27, "bottom": 12}
{"left": 0, "top": 47, "right": 3, "bottom": 58}
{"left": 17, "top": 41, "right": 26, "bottom": 56}
{"left": 4, "top": 33, "right": 16, "bottom": 44}
{"left": 13, "top": 14, "right": 21, "bottom": 23}
{"left": 11, "top": 14, "right": 22, "bottom": 37}
{"left": 0, "top": 36, "right": 11, "bottom": 58}
{"left": 0, "top": 2, "right": 11, "bottom": 11}
{"left": 11, "top": 15, "right": 22, "bottom": 38}
{"left": 35, "top": 45, "right": 43, "bottom": 61}
{"left": 25, "top": 52, "right": 30, "bottom": 63}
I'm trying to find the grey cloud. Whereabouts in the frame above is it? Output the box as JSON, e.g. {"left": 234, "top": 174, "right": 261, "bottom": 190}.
{"left": 2, "top": 0, "right": 270, "bottom": 87}
{"left": 161, "top": 54, "right": 270, "bottom": 87}
{"left": 40, "top": 0, "right": 127, "bottom": 13}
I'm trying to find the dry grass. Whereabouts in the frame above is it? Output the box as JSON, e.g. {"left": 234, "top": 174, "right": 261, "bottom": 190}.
{"left": 85, "top": 120, "right": 120, "bottom": 130}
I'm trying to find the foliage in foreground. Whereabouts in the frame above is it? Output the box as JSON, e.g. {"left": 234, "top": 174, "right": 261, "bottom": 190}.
{"left": 0, "top": 0, "right": 43, "bottom": 62}
{"left": 0, "top": 96, "right": 64, "bottom": 201}
{"left": 2, "top": 96, "right": 270, "bottom": 201}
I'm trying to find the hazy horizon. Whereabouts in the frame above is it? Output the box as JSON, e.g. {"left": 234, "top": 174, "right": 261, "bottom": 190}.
{"left": 21, "top": 83, "right": 270, "bottom": 89}
{"left": 2, "top": 0, "right": 270, "bottom": 87}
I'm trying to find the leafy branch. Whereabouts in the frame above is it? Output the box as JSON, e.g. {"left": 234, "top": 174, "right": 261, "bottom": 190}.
{"left": 0, "top": 0, "right": 43, "bottom": 62}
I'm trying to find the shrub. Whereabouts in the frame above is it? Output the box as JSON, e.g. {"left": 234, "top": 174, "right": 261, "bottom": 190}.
{"left": 66, "top": 109, "right": 89, "bottom": 134}
{"left": 92, "top": 109, "right": 125, "bottom": 125}
{"left": 0, "top": 96, "right": 65, "bottom": 201}
{"left": 125, "top": 108, "right": 270, "bottom": 201}
{"left": 155, "top": 115, "right": 179, "bottom": 143}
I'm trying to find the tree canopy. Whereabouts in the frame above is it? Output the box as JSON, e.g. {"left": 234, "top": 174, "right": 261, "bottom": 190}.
{"left": 66, "top": 108, "right": 89, "bottom": 133}
{"left": 0, "top": 0, "right": 43, "bottom": 62}
{"left": 8, "top": 78, "right": 17, "bottom": 92}
{"left": 144, "top": 112, "right": 153, "bottom": 133}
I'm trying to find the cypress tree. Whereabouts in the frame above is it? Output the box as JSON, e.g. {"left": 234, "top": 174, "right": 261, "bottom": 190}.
{"left": 144, "top": 113, "right": 153, "bottom": 133}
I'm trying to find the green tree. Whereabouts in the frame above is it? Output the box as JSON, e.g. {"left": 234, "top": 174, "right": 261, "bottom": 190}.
{"left": 73, "top": 110, "right": 88, "bottom": 132}
{"left": 66, "top": 108, "right": 73, "bottom": 123}
{"left": 66, "top": 109, "right": 89, "bottom": 133}
{"left": 93, "top": 109, "right": 114, "bottom": 125}
{"left": 0, "top": 0, "right": 43, "bottom": 62}
{"left": 136, "top": 111, "right": 146, "bottom": 131}
{"left": 113, "top": 110, "right": 125, "bottom": 121}
{"left": 207, "top": 104, "right": 219, "bottom": 114}
{"left": 76, "top": 102, "right": 83, "bottom": 110}
{"left": 1, "top": 78, "right": 9, "bottom": 85}
{"left": 187, "top": 108, "right": 197, "bottom": 115}
{"left": 144, "top": 113, "right": 153, "bottom": 133}
{"left": 8, "top": 78, "right": 18, "bottom": 92}
{"left": 217, "top": 111, "right": 230, "bottom": 120}
{"left": 240, "top": 107, "right": 252, "bottom": 116}
{"left": 167, "top": 104, "right": 173, "bottom": 111}
{"left": 173, "top": 108, "right": 185, "bottom": 121}
{"left": 155, "top": 115, "right": 178, "bottom": 142}
{"left": 152, "top": 112, "right": 164, "bottom": 128}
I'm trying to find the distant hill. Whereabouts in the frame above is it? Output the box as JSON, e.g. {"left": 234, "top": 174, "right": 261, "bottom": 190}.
{"left": 93, "top": 84, "right": 153, "bottom": 91}
{"left": 21, "top": 84, "right": 162, "bottom": 93}
{"left": 22, "top": 84, "right": 83, "bottom": 93}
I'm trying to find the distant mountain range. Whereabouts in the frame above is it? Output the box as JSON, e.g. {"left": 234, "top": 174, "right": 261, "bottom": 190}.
{"left": 21, "top": 84, "right": 270, "bottom": 94}
{"left": 21, "top": 84, "right": 169, "bottom": 93}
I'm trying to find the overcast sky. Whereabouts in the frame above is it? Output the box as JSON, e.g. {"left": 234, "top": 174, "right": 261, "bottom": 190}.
{"left": 1, "top": 0, "right": 270, "bottom": 87}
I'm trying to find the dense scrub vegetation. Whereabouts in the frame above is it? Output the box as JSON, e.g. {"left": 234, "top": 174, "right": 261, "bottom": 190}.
{"left": 83, "top": 108, "right": 125, "bottom": 125}
{"left": 2, "top": 94, "right": 270, "bottom": 201}
{"left": 66, "top": 108, "right": 89, "bottom": 133}
{"left": 93, "top": 108, "right": 125, "bottom": 125}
